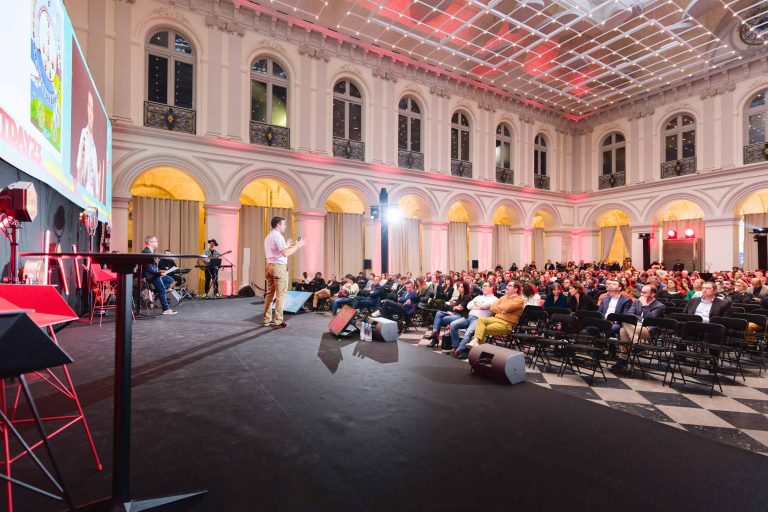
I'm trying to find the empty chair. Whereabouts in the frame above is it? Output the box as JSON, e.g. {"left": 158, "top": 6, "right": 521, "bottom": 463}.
{"left": 665, "top": 322, "right": 726, "bottom": 396}
{"left": 710, "top": 316, "right": 749, "bottom": 382}
{"left": 530, "top": 314, "right": 578, "bottom": 370}
{"left": 507, "top": 309, "right": 548, "bottom": 353}
{"left": 731, "top": 313, "right": 768, "bottom": 375}
{"left": 632, "top": 317, "right": 678, "bottom": 377}
{"left": 560, "top": 317, "right": 613, "bottom": 384}
{"left": 545, "top": 307, "right": 572, "bottom": 317}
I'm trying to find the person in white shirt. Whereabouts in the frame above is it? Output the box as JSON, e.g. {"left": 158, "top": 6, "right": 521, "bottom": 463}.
{"left": 262, "top": 216, "right": 306, "bottom": 328}
{"left": 76, "top": 91, "right": 100, "bottom": 198}
{"left": 448, "top": 283, "right": 498, "bottom": 354}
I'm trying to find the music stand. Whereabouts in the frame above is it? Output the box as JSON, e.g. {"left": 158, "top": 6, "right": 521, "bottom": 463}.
{"left": 21, "top": 252, "right": 207, "bottom": 511}
{"left": 0, "top": 310, "right": 76, "bottom": 511}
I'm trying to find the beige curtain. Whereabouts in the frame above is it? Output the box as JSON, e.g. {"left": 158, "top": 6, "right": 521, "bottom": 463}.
{"left": 662, "top": 218, "right": 704, "bottom": 239}
{"left": 238, "top": 206, "right": 266, "bottom": 294}
{"left": 390, "top": 218, "right": 421, "bottom": 275}
{"left": 132, "top": 196, "right": 201, "bottom": 291}
{"left": 493, "top": 224, "right": 512, "bottom": 269}
{"left": 619, "top": 225, "right": 631, "bottom": 257}
{"left": 448, "top": 222, "right": 468, "bottom": 271}
{"left": 744, "top": 213, "right": 768, "bottom": 270}
{"left": 600, "top": 226, "right": 616, "bottom": 261}
{"left": 533, "top": 227, "right": 545, "bottom": 266}
{"left": 267, "top": 208, "right": 294, "bottom": 279}
{"left": 324, "top": 213, "right": 364, "bottom": 277}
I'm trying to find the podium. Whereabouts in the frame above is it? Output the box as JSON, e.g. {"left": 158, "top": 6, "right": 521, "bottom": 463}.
{"left": 21, "top": 252, "right": 207, "bottom": 511}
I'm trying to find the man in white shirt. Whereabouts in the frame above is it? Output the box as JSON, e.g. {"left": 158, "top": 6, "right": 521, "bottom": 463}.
{"left": 76, "top": 91, "right": 100, "bottom": 198}
{"left": 449, "top": 283, "right": 498, "bottom": 356}
{"left": 262, "top": 216, "right": 306, "bottom": 328}
{"left": 685, "top": 281, "right": 730, "bottom": 323}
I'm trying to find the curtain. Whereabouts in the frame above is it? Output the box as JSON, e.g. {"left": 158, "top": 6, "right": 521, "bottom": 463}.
{"left": 744, "top": 213, "right": 768, "bottom": 270}
{"left": 533, "top": 227, "right": 545, "bottom": 267}
{"left": 267, "top": 207, "right": 294, "bottom": 279}
{"left": 448, "top": 222, "right": 468, "bottom": 271}
{"left": 619, "top": 225, "right": 631, "bottom": 258}
{"left": 662, "top": 218, "right": 704, "bottom": 240}
{"left": 600, "top": 226, "right": 616, "bottom": 261}
{"left": 324, "top": 212, "right": 364, "bottom": 277}
{"left": 132, "top": 196, "right": 201, "bottom": 291}
{"left": 390, "top": 218, "right": 421, "bottom": 275}
{"left": 493, "top": 224, "right": 512, "bottom": 269}
{"left": 238, "top": 206, "right": 266, "bottom": 294}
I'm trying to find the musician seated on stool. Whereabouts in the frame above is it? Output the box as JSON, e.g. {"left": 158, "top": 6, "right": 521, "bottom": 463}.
{"left": 142, "top": 236, "right": 177, "bottom": 315}
{"left": 158, "top": 250, "right": 181, "bottom": 288}
{"left": 202, "top": 239, "right": 222, "bottom": 298}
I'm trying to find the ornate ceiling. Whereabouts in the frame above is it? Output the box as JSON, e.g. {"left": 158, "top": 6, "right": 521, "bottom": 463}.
{"left": 247, "top": 0, "right": 768, "bottom": 117}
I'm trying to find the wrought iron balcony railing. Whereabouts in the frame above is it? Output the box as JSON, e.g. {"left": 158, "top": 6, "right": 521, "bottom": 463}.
{"left": 495, "top": 167, "right": 514, "bottom": 184}
{"left": 398, "top": 150, "right": 424, "bottom": 170}
{"left": 333, "top": 138, "right": 365, "bottom": 161}
{"left": 598, "top": 171, "right": 626, "bottom": 189}
{"left": 250, "top": 121, "right": 290, "bottom": 149}
{"left": 451, "top": 159, "right": 473, "bottom": 178}
{"left": 534, "top": 174, "right": 550, "bottom": 190}
{"left": 144, "top": 101, "right": 195, "bottom": 134}
{"left": 660, "top": 156, "right": 696, "bottom": 179}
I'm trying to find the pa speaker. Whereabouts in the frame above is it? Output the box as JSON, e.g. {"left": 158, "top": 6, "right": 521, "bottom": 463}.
{"left": 282, "top": 291, "right": 313, "bottom": 313}
{"left": 329, "top": 308, "right": 358, "bottom": 337}
{"left": 370, "top": 317, "right": 398, "bottom": 342}
{"left": 238, "top": 285, "right": 256, "bottom": 297}
{"left": 471, "top": 259, "right": 479, "bottom": 270}
{"left": 468, "top": 344, "right": 525, "bottom": 384}
{"left": 167, "top": 289, "right": 181, "bottom": 308}
{"left": 363, "top": 259, "right": 372, "bottom": 270}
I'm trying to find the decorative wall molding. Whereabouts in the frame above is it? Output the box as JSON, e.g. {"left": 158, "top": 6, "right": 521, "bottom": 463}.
{"left": 372, "top": 68, "right": 398, "bottom": 82}
{"left": 205, "top": 15, "right": 245, "bottom": 36}
{"left": 699, "top": 83, "right": 736, "bottom": 99}
{"left": 627, "top": 108, "right": 655, "bottom": 121}
{"left": 254, "top": 38, "right": 286, "bottom": 54}
{"left": 429, "top": 85, "right": 451, "bottom": 99}
{"left": 298, "top": 44, "right": 330, "bottom": 62}
{"left": 519, "top": 115, "right": 534, "bottom": 125}
{"left": 151, "top": 6, "right": 189, "bottom": 24}
{"left": 478, "top": 102, "right": 496, "bottom": 112}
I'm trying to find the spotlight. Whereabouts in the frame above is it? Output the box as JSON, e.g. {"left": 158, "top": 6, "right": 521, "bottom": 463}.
{"left": 667, "top": 229, "right": 677, "bottom": 239}
{"left": 753, "top": 227, "right": 768, "bottom": 234}
{"left": 638, "top": 232, "right": 652, "bottom": 240}
{"left": 0, "top": 182, "right": 37, "bottom": 222}
{"left": 684, "top": 228, "right": 695, "bottom": 238}
{"left": 386, "top": 207, "right": 402, "bottom": 223}
{"left": 370, "top": 205, "right": 380, "bottom": 220}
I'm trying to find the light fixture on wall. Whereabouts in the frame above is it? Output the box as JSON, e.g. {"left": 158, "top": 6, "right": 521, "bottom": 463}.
{"left": 666, "top": 229, "right": 677, "bottom": 239}
{"left": 684, "top": 228, "right": 695, "bottom": 238}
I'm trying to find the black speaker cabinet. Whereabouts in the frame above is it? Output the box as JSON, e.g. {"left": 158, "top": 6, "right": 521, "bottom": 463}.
{"left": 471, "top": 259, "right": 479, "bottom": 270}
{"left": 468, "top": 344, "right": 525, "bottom": 384}
{"left": 370, "top": 317, "right": 398, "bottom": 342}
{"left": 363, "top": 259, "right": 372, "bottom": 270}
{"left": 238, "top": 285, "right": 256, "bottom": 297}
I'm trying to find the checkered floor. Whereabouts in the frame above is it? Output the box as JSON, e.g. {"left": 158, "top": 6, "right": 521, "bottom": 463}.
{"left": 399, "top": 328, "right": 768, "bottom": 456}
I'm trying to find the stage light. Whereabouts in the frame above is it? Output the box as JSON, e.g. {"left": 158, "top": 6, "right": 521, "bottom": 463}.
{"left": 386, "top": 207, "right": 402, "bottom": 223}
{"left": 684, "top": 228, "right": 695, "bottom": 238}
{"left": 0, "top": 182, "right": 37, "bottom": 222}
{"left": 667, "top": 229, "right": 677, "bottom": 239}
{"left": 753, "top": 227, "right": 768, "bottom": 234}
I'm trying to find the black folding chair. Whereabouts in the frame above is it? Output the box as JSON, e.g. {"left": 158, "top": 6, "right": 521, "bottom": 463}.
{"left": 574, "top": 310, "right": 602, "bottom": 330}
{"left": 669, "top": 313, "right": 703, "bottom": 338}
{"left": 710, "top": 316, "right": 749, "bottom": 382}
{"left": 559, "top": 318, "right": 612, "bottom": 384}
{"left": 545, "top": 307, "right": 572, "bottom": 317}
{"left": 632, "top": 317, "right": 678, "bottom": 377}
{"left": 665, "top": 322, "right": 726, "bottom": 396}
{"left": 530, "top": 314, "right": 577, "bottom": 370}
{"left": 506, "top": 309, "right": 548, "bottom": 354}
{"left": 606, "top": 313, "right": 638, "bottom": 370}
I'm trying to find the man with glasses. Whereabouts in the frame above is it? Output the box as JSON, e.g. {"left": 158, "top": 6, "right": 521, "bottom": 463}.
{"left": 141, "top": 236, "right": 177, "bottom": 315}
{"left": 611, "top": 284, "right": 665, "bottom": 370}
{"left": 685, "top": 281, "right": 730, "bottom": 323}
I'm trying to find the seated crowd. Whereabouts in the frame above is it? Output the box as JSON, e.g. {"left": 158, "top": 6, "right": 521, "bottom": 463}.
{"left": 292, "top": 259, "right": 768, "bottom": 368}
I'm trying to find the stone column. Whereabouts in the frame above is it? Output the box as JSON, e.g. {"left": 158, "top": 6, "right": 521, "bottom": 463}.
{"left": 111, "top": 196, "right": 131, "bottom": 253}
{"left": 574, "top": 229, "right": 600, "bottom": 264}
{"left": 87, "top": 0, "right": 107, "bottom": 96}
{"left": 703, "top": 216, "right": 739, "bottom": 272}
{"left": 421, "top": 221, "right": 448, "bottom": 272}
{"left": 205, "top": 28, "right": 223, "bottom": 137}
{"left": 630, "top": 224, "right": 657, "bottom": 270}
{"left": 509, "top": 227, "right": 532, "bottom": 267}
{"left": 469, "top": 224, "right": 493, "bottom": 270}
{"left": 226, "top": 32, "right": 243, "bottom": 140}
{"left": 112, "top": 0, "right": 134, "bottom": 123}
{"left": 292, "top": 209, "right": 326, "bottom": 278}
{"left": 545, "top": 229, "right": 567, "bottom": 263}
{"left": 364, "top": 218, "right": 381, "bottom": 275}
{"left": 205, "top": 202, "right": 240, "bottom": 295}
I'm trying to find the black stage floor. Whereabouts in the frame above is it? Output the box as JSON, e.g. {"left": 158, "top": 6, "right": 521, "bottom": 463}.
{"left": 6, "top": 298, "right": 768, "bottom": 511}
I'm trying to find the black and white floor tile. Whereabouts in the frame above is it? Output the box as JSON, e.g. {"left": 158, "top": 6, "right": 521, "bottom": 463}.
{"left": 399, "top": 328, "right": 768, "bottom": 456}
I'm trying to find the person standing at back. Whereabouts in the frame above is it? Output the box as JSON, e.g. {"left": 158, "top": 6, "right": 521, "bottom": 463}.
{"left": 262, "top": 216, "right": 306, "bottom": 328}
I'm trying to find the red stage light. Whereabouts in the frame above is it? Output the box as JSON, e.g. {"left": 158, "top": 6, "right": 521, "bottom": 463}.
{"left": 684, "top": 228, "right": 695, "bottom": 238}
{"left": 667, "top": 230, "right": 677, "bottom": 239}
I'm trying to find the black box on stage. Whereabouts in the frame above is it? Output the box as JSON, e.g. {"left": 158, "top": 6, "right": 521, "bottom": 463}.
{"left": 468, "top": 344, "right": 525, "bottom": 384}
{"left": 370, "top": 317, "right": 398, "bottom": 342}
{"left": 471, "top": 259, "right": 479, "bottom": 270}
{"left": 364, "top": 259, "right": 372, "bottom": 270}
{"left": 329, "top": 308, "right": 357, "bottom": 337}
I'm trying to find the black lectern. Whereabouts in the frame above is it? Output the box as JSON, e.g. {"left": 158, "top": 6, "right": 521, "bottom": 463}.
{"left": 21, "top": 252, "right": 207, "bottom": 511}
{"left": 0, "top": 310, "right": 76, "bottom": 511}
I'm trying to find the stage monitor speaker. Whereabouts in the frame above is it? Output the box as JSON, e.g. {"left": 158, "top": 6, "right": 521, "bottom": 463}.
{"left": 329, "top": 308, "right": 358, "bottom": 337}
{"left": 282, "top": 291, "right": 313, "bottom": 313}
{"left": 363, "top": 259, "right": 372, "bottom": 270}
{"left": 167, "top": 289, "right": 181, "bottom": 308}
{"left": 370, "top": 317, "right": 398, "bottom": 342}
{"left": 238, "top": 285, "right": 256, "bottom": 297}
{"left": 471, "top": 259, "right": 479, "bottom": 270}
{"left": 468, "top": 344, "right": 525, "bottom": 384}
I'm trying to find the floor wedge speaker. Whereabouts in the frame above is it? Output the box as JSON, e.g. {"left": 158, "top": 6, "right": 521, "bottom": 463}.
{"left": 167, "top": 289, "right": 181, "bottom": 308}
{"left": 370, "top": 317, "right": 398, "bottom": 342}
{"left": 468, "top": 344, "right": 525, "bottom": 384}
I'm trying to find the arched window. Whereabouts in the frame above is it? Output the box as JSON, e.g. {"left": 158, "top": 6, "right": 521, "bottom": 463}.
{"left": 495, "top": 123, "right": 513, "bottom": 184}
{"left": 661, "top": 113, "right": 696, "bottom": 178}
{"left": 398, "top": 97, "right": 423, "bottom": 169}
{"left": 145, "top": 29, "right": 195, "bottom": 133}
{"left": 249, "top": 57, "right": 289, "bottom": 148}
{"left": 533, "top": 134, "right": 549, "bottom": 190}
{"left": 451, "top": 112, "right": 472, "bottom": 177}
{"left": 601, "top": 133, "right": 626, "bottom": 175}
{"left": 745, "top": 91, "right": 767, "bottom": 164}
{"left": 332, "top": 80, "right": 364, "bottom": 160}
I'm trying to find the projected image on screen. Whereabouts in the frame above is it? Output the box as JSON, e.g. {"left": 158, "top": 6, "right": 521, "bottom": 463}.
{"left": 70, "top": 42, "right": 108, "bottom": 204}
{"left": 30, "top": 0, "right": 64, "bottom": 153}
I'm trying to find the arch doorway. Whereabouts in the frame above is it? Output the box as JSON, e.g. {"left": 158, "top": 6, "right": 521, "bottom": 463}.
{"left": 324, "top": 188, "right": 366, "bottom": 278}
{"left": 737, "top": 189, "right": 768, "bottom": 270}
{"left": 389, "top": 195, "right": 426, "bottom": 276}
{"left": 492, "top": 204, "right": 521, "bottom": 269}
{"left": 595, "top": 209, "right": 631, "bottom": 267}
{"left": 531, "top": 210, "right": 556, "bottom": 268}
{"left": 130, "top": 166, "right": 205, "bottom": 292}
{"left": 447, "top": 202, "right": 471, "bottom": 271}
{"left": 655, "top": 200, "right": 705, "bottom": 270}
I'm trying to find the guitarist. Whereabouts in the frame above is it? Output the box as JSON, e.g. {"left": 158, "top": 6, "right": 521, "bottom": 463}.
{"left": 141, "top": 235, "right": 177, "bottom": 315}
{"left": 202, "top": 239, "right": 223, "bottom": 298}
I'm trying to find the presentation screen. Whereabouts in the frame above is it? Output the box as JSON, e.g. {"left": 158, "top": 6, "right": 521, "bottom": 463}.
{"left": 0, "top": 0, "right": 112, "bottom": 222}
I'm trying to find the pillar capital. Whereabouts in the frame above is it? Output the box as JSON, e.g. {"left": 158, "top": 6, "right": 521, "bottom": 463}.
{"left": 113, "top": 196, "right": 131, "bottom": 208}
{"left": 293, "top": 208, "right": 327, "bottom": 220}
{"left": 205, "top": 202, "right": 240, "bottom": 215}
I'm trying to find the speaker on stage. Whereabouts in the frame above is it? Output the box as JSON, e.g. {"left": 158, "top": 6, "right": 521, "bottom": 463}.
{"left": 282, "top": 291, "right": 313, "bottom": 313}
{"left": 471, "top": 259, "right": 479, "bottom": 270}
{"left": 364, "top": 259, "right": 372, "bottom": 270}
{"left": 468, "top": 344, "right": 525, "bottom": 384}
{"left": 167, "top": 289, "right": 181, "bottom": 308}
{"left": 329, "top": 308, "right": 358, "bottom": 337}
{"left": 237, "top": 285, "right": 256, "bottom": 297}
{"left": 370, "top": 316, "right": 398, "bottom": 342}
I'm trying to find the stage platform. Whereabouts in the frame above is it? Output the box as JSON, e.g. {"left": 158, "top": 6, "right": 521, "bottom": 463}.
{"left": 6, "top": 298, "right": 768, "bottom": 511}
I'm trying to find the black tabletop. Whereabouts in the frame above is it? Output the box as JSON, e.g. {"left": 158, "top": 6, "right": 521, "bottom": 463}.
{"left": 20, "top": 252, "right": 206, "bottom": 272}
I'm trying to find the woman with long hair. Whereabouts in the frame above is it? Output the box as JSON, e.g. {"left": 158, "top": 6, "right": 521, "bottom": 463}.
{"left": 567, "top": 283, "right": 596, "bottom": 312}
{"left": 522, "top": 282, "right": 541, "bottom": 306}
{"left": 543, "top": 282, "right": 568, "bottom": 308}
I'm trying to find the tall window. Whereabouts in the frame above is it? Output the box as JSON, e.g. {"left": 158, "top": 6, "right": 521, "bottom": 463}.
{"left": 601, "top": 132, "right": 626, "bottom": 175}
{"left": 495, "top": 124, "right": 512, "bottom": 170}
{"left": 451, "top": 112, "right": 470, "bottom": 161}
{"left": 250, "top": 57, "right": 288, "bottom": 127}
{"left": 663, "top": 114, "right": 695, "bottom": 162}
{"left": 146, "top": 29, "right": 194, "bottom": 109}
{"left": 398, "top": 97, "right": 421, "bottom": 153}
{"left": 333, "top": 80, "right": 362, "bottom": 141}
{"left": 746, "top": 91, "right": 767, "bottom": 145}
{"left": 534, "top": 134, "right": 547, "bottom": 175}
